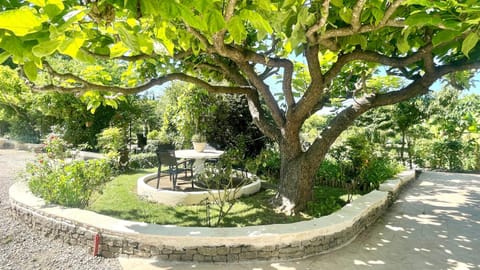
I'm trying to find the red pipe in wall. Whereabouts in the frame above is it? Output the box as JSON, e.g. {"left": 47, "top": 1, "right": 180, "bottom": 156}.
{"left": 93, "top": 233, "right": 100, "bottom": 256}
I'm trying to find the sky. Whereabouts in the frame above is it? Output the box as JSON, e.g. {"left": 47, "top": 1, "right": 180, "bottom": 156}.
{"left": 145, "top": 70, "right": 480, "bottom": 99}
{"left": 431, "top": 72, "right": 480, "bottom": 95}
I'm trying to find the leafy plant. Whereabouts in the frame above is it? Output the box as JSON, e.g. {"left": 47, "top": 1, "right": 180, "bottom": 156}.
{"left": 128, "top": 153, "right": 157, "bottom": 169}
{"left": 191, "top": 133, "right": 206, "bottom": 142}
{"left": 196, "top": 156, "right": 252, "bottom": 227}
{"left": 246, "top": 145, "right": 281, "bottom": 183}
{"left": 26, "top": 156, "right": 112, "bottom": 208}
{"left": 97, "top": 127, "right": 128, "bottom": 169}
{"left": 43, "top": 133, "right": 71, "bottom": 160}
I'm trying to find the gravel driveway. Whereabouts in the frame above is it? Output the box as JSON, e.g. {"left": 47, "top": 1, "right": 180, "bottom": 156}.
{"left": 0, "top": 149, "right": 121, "bottom": 270}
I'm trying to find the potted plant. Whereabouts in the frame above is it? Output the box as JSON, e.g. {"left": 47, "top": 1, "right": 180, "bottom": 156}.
{"left": 192, "top": 133, "right": 207, "bottom": 152}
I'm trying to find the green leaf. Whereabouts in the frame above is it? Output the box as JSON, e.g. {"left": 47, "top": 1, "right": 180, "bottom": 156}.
{"left": 0, "top": 6, "right": 47, "bottom": 36}
{"left": 115, "top": 22, "right": 139, "bottom": 51}
{"left": 371, "top": 8, "right": 384, "bottom": 25}
{"left": 432, "top": 30, "right": 461, "bottom": 46}
{"left": 240, "top": 10, "right": 273, "bottom": 34}
{"left": 178, "top": 4, "right": 208, "bottom": 31}
{"left": 155, "top": 21, "right": 175, "bottom": 55}
{"left": 347, "top": 35, "right": 368, "bottom": 50}
{"left": 331, "top": 0, "right": 343, "bottom": 8}
{"left": 462, "top": 32, "right": 479, "bottom": 57}
{"left": 59, "top": 33, "right": 85, "bottom": 58}
{"left": 254, "top": 0, "right": 275, "bottom": 11}
{"left": 44, "top": 0, "right": 65, "bottom": 18}
{"left": 58, "top": 8, "right": 88, "bottom": 32}
{"left": 140, "top": 1, "right": 163, "bottom": 16}
{"left": 207, "top": 10, "right": 225, "bottom": 33}
{"left": 0, "top": 51, "right": 10, "bottom": 64}
{"left": 0, "top": 35, "right": 25, "bottom": 61}
{"left": 405, "top": 13, "right": 442, "bottom": 27}
{"left": 405, "top": 0, "right": 431, "bottom": 6}
{"left": 396, "top": 37, "right": 410, "bottom": 54}
{"left": 339, "top": 7, "right": 352, "bottom": 24}
{"left": 104, "top": 98, "right": 118, "bottom": 109}
{"left": 75, "top": 49, "right": 95, "bottom": 64}
{"left": 23, "top": 61, "right": 38, "bottom": 81}
{"left": 227, "top": 16, "right": 247, "bottom": 43}
{"left": 109, "top": 42, "right": 130, "bottom": 58}
{"left": 27, "top": 0, "right": 46, "bottom": 7}
{"left": 138, "top": 35, "right": 153, "bottom": 55}
{"left": 281, "top": 0, "right": 297, "bottom": 9}
{"left": 32, "top": 38, "right": 62, "bottom": 57}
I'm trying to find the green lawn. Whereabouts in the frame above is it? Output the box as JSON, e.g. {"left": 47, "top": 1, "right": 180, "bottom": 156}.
{"left": 87, "top": 169, "right": 359, "bottom": 227}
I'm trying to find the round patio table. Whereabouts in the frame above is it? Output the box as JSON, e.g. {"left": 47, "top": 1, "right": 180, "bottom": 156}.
{"left": 175, "top": 149, "right": 224, "bottom": 175}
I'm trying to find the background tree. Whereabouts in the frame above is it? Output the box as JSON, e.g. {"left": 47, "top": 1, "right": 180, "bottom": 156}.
{"left": 0, "top": 0, "right": 479, "bottom": 213}
{"left": 415, "top": 89, "right": 480, "bottom": 171}
{"left": 160, "top": 82, "right": 267, "bottom": 156}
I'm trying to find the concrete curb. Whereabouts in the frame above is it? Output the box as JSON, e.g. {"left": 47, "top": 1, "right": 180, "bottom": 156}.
{"left": 9, "top": 170, "right": 416, "bottom": 262}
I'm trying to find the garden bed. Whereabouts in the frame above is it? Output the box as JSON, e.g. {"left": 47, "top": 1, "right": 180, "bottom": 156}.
{"left": 137, "top": 172, "right": 262, "bottom": 206}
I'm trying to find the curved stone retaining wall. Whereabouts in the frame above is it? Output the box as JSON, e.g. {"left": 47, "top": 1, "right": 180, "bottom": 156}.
{"left": 9, "top": 170, "right": 416, "bottom": 262}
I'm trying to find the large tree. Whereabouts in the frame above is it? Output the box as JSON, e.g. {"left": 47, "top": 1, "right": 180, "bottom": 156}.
{"left": 0, "top": 0, "right": 479, "bottom": 213}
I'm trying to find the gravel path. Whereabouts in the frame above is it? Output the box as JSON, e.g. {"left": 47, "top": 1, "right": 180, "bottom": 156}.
{"left": 0, "top": 149, "right": 121, "bottom": 270}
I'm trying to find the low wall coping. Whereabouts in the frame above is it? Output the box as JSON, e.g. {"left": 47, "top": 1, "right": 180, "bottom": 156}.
{"left": 9, "top": 169, "right": 416, "bottom": 261}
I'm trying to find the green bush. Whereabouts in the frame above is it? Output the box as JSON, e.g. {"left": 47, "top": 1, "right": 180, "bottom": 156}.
{"left": 318, "top": 130, "right": 403, "bottom": 191}
{"left": 97, "top": 127, "right": 125, "bottom": 157}
{"left": 27, "top": 156, "right": 112, "bottom": 208}
{"left": 44, "top": 133, "right": 71, "bottom": 160}
{"left": 316, "top": 158, "right": 347, "bottom": 183}
{"left": 414, "top": 138, "right": 479, "bottom": 171}
{"left": 129, "top": 153, "right": 157, "bottom": 169}
{"left": 246, "top": 146, "right": 280, "bottom": 182}
{"left": 359, "top": 157, "right": 403, "bottom": 189}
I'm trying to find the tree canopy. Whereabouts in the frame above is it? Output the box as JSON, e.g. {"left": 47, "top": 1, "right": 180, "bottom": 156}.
{"left": 0, "top": 0, "right": 479, "bottom": 213}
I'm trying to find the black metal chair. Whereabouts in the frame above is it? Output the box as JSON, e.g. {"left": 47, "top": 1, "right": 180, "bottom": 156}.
{"left": 156, "top": 143, "right": 193, "bottom": 190}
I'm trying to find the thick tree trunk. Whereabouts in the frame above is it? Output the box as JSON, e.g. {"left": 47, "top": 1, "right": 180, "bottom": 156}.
{"left": 274, "top": 142, "right": 320, "bottom": 215}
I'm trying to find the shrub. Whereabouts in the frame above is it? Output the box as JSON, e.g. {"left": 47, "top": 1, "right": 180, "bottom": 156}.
{"left": 414, "top": 138, "right": 479, "bottom": 171}
{"left": 44, "top": 133, "right": 71, "bottom": 160}
{"left": 318, "top": 130, "right": 403, "bottom": 192}
{"left": 128, "top": 153, "right": 157, "bottom": 169}
{"left": 97, "top": 127, "right": 125, "bottom": 157}
{"left": 359, "top": 157, "right": 403, "bottom": 190}
{"left": 246, "top": 146, "right": 280, "bottom": 183}
{"left": 27, "top": 156, "right": 112, "bottom": 208}
{"left": 196, "top": 159, "right": 252, "bottom": 227}
{"left": 316, "top": 158, "right": 347, "bottom": 184}
{"left": 97, "top": 127, "right": 128, "bottom": 170}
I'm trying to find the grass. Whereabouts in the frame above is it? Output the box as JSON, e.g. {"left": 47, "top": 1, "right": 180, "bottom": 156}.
{"left": 87, "top": 169, "right": 360, "bottom": 227}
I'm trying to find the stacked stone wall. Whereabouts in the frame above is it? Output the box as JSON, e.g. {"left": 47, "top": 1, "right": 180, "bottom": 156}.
{"left": 9, "top": 170, "right": 416, "bottom": 262}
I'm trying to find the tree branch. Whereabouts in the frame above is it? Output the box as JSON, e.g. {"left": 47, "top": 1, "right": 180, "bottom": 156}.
{"left": 306, "top": 0, "right": 330, "bottom": 41}
{"left": 291, "top": 45, "right": 325, "bottom": 122}
{"left": 38, "top": 62, "right": 253, "bottom": 95}
{"left": 236, "top": 61, "right": 286, "bottom": 127}
{"left": 306, "top": 56, "right": 480, "bottom": 165}
{"left": 223, "top": 0, "right": 237, "bottom": 20}
{"left": 245, "top": 91, "right": 281, "bottom": 141}
{"left": 351, "top": 0, "right": 368, "bottom": 32}
{"left": 380, "top": 0, "right": 405, "bottom": 26}
{"left": 187, "top": 26, "right": 212, "bottom": 50}
{"left": 324, "top": 44, "right": 433, "bottom": 85}
{"left": 318, "top": 20, "right": 404, "bottom": 43}
{"left": 211, "top": 55, "right": 249, "bottom": 85}
{"left": 282, "top": 60, "right": 295, "bottom": 109}
{"left": 258, "top": 67, "right": 278, "bottom": 80}
{"left": 80, "top": 48, "right": 154, "bottom": 61}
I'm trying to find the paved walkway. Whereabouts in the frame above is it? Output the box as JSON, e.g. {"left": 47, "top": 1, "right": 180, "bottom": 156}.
{"left": 119, "top": 171, "right": 480, "bottom": 270}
